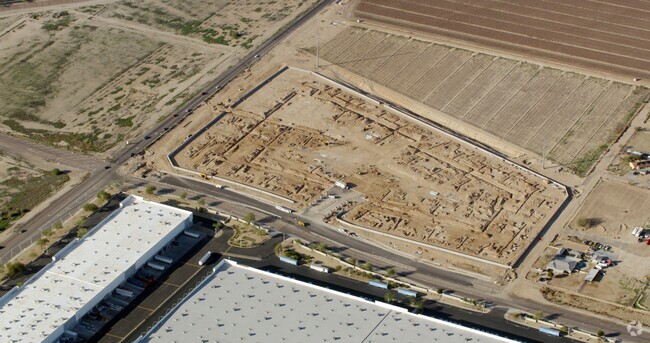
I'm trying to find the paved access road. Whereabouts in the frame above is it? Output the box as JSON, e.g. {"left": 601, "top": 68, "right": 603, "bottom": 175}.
{"left": 158, "top": 173, "right": 643, "bottom": 342}
{"left": 159, "top": 174, "right": 485, "bottom": 290}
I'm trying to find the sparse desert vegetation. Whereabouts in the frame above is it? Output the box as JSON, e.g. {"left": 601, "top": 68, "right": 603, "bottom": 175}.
{"left": 0, "top": 0, "right": 317, "bottom": 155}
{"left": 0, "top": 151, "right": 69, "bottom": 232}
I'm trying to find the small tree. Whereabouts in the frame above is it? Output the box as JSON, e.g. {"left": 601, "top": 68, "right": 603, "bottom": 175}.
{"left": 145, "top": 185, "right": 156, "bottom": 194}
{"left": 534, "top": 311, "right": 544, "bottom": 322}
{"left": 180, "top": 192, "right": 187, "bottom": 200}
{"left": 360, "top": 262, "right": 372, "bottom": 271}
{"left": 97, "top": 190, "right": 111, "bottom": 202}
{"left": 212, "top": 221, "right": 224, "bottom": 230}
{"left": 76, "top": 228, "right": 89, "bottom": 238}
{"left": 577, "top": 217, "right": 592, "bottom": 228}
{"left": 409, "top": 297, "right": 424, "bottom": 312}
{"left": 37, "top": 238, "right": 49, "bottom": 249}
{"left": 334, "top": 265, "right": 342, "bottom": 271}
{"left": 436, "top": 288, "right": 444, "bottom": 294}
{"left": 315, "top": 242, "right": 327, "bottom": 252}
{"left": 597, "top": 330, "right": 604, "bottom": 338}
{"left": 83, "top": 203, "right": 98, "bottom": 212}
{"left": 42, "top": 229, "right": 53, "bottom": 237}
{"left": 244, "top": 212, "right": 255, "bottom": 224}
{"left": 197, "top": 198, "right": 205, "bottom": 207}
{"left": 5, "top": 262, "right": 25, "bottom": 277}
{"left": 383, "top": 291, "right": 396, "bottom": 303}
{"left": 546, "top": 270, "right": 554, "bottom": 279}
{"left": 386, "top": 268, "right": 396, "bottom": 277}
{"left": 349, "top": 257, "right": 357, "bottom": 266}
{"left": 53, "top": 221, "right": 63, "bottom": 230}
{"left": 49, "top": 168, "right": 61, "bottom": 176}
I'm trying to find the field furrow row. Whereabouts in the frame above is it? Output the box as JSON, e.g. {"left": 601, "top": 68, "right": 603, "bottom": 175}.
{"left": 444, "top": 58, "right": 517, "bottom": 118}
{"left": 424, "top": 54, "right": 495, "bottom": 113}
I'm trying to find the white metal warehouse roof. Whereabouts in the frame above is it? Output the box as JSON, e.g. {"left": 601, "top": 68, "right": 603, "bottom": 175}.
{"left": 141, "top": 260, "right": 515, "bottom": 343}
{"left": 0, "top": 195, "right": 192, "bottom": 343}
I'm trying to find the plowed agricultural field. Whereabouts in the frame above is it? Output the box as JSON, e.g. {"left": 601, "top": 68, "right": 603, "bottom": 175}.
{"left": 319, "top": 27, "right": 650, "bottom": 176}
{"left": 355, "top": 0, "right": 650, "bottom": 79}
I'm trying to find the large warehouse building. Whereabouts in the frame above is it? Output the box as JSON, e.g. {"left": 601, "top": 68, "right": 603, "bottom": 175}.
{"left": 0, "top": 195, "right": 193, "bottom": 343}
{"left": 138, "top": 260, "right": 516, "bottom": 343}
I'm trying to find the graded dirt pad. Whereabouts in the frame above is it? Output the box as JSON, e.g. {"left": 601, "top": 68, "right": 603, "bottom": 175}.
{"left": 317, "top": 26, "right": 650, "bottom": 175}
{"left": 560, "top": 181, "right": 650, "bottom": 306}
{"left": 175, "top": 68, "right": 565, "bottom": 266}
{"left": 0, "top": 0, "right": 316, "bottom": 155}
{"left": 354, "top": 0, "right": 650, "bottom": 80}
{"left": 541, "top": 287, "right": 650, "bottom": 327}
{"left": 572, "top": 181, "right": 650, "bottom": 235}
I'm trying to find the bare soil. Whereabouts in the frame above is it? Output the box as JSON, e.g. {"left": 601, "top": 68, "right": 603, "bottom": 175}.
{"left": 173, "top": 68, "right": 565, "bottom": 266}
{"left": 354, "top": 0, "right": 650, "bottom": 80}
{"left": 0, "top": 0, "right": 317, "bottom": 156}
{"left": 317, "top": 26, "right": 650, "bottom": 175}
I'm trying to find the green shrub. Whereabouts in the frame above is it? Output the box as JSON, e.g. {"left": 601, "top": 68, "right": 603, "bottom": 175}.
{"left": 5, "top": 262, "right": 25, "bottom": 277}
{"left": 83, "top": 203, "right": 98, "bottom": 212}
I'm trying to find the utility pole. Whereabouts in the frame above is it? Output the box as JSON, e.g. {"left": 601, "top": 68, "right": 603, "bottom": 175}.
{"left": 316, "top": 22, "right": 320, "bottom": 68}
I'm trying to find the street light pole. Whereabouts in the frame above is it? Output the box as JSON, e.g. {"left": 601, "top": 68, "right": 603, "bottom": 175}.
{"left": 316, "top": 22, "right": 320, "bottom": 68}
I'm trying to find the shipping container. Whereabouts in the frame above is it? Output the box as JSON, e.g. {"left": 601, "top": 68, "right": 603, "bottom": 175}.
{"left": 154, "top": 255, "right": 173, "bottom": 264}
{"left": 397, "top": 288, "right": 417, "bottom": 297}
{"left": 183, "top": 230, "right": 200, "bottom": 238}
{"left": 198, "top": 251, "right": 212, "bottom": 266}
{"left": 309, "top": 264, "right": 330, "bottom": 273}
{"left": 275, "top": 205, "right": 294, "bottom": 214}
{"left": 279, "top": 256, "right": 298, "bottom": 265}
{"left": 539, "top": 327, "right": 561, "bottom": 337}
{"left": 115, "top": 288, "right": 134, "bottom": 298}
{"left": 368, "top": 280, "right": 388, "bottom": 289}
{"left": 147, "top": 261, "right": 166, "bottom": 271}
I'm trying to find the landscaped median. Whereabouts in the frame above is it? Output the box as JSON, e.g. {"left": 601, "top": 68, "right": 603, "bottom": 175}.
{"left": 275, "top": 238, "right": 491, "bottom": 314}
{"left": 505, "top": 308, "right": 614, "bottom": 342}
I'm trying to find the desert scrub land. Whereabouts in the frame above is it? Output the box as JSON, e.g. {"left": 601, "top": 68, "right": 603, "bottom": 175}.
{"left": 0, "top": 0, "right": 316, "bottom": 155}
{"left": 0, "top": 152, "right": 69, "bottom": 233}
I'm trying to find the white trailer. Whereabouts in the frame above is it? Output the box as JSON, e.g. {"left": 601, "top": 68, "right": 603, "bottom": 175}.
{"left": 154, "top": 255, "right": 173, "bottom": 264}
{"left": 147, "top": 261, "right": 166, "bottom": 271}
{"left": 309, "top": 264, "right": 330, "bottom": 273}
{"left": 198, "top": 251, "right": 212, "bottom": 266}
{"left": 335, "top": 180, "right": 348, "bottom": 189}
{"left": 275, "top": 205, "right": 294, "bottom": 214}
{"left": 183, "top": 230, "right": 200, "bottom": 238}
{"left": 115, "top": 288, "right": 134, "bottom": 298}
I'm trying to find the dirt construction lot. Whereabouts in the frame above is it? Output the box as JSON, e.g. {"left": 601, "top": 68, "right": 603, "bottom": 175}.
{"left": 174, "top": 68, "right": 565, "bottom": 266}
{"left": 317, "top": 26, "right": 650, "bottom": 176}
{"left": 354, "top": 0, "right": 650, "bottom": 80}
{"left": 0, "top": 0, "right": 316, "bottom": 155}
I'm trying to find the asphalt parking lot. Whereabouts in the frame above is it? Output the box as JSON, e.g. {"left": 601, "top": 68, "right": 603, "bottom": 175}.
{"left": 92, "top": 219, "right": 282, "bottom": 343}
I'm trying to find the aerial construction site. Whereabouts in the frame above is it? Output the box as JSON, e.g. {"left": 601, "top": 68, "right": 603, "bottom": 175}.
{"left": 172, "top": 67, "right": 566, "bottom": 268}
